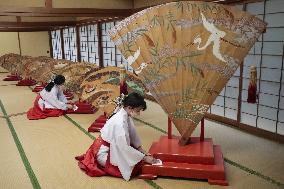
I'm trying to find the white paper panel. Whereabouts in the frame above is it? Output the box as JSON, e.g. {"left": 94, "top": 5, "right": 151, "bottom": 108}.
{"left": 242, "top": 102, "right": 257, "bottom": 115}
{"left": 257, "top": 117, "right": 276, "bottom": 132}
{"left": 241, "top": 113, "right": 257, "bottom": 126}
{"left": 258, "top": 105, "right": 278, "bottom": 120}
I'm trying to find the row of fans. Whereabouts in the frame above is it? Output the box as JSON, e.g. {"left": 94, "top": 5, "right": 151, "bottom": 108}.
{"left": 0, "top": 1, "right": 266, "bottom": 144}
{"left": 0, "top": 53, "right": 149, "bottom": 116}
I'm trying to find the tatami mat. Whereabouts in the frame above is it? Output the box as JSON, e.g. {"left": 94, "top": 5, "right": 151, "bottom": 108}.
{"left": 8, "top": 114, "right": 154, "bottom": 189}
{"left": 0, "top": 118, "right": 33, "bottom": 189}
{"left": 1, "top": 70, "right": 284, "bottom": 189}
{"left": 0, "top": 84, "right": 36, "bottom": 115}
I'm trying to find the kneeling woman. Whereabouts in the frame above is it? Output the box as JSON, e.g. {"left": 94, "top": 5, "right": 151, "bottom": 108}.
{"left": 27, "top": 75, "right": 73, "bottom": 120}
{"left": 76, "top": 92, "right": 159, "bottom": 181}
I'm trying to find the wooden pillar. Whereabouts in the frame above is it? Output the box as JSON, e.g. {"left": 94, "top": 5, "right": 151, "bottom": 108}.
{"left": 237, "top": 4, "right": 246, "bottom": 125}
{"left": 237, "top": 61, "right": 244, "bottom": 124}
{"left": 97, "top": 22, "right": 104, "bottom": 68}
{"left": 45, "top": 0, "right": 52, "bottom": 8}
{"left": 76, "top": 26, "right": 81, "bottom": 62}
{"left": 16, "top": 16, "right": 22, "bottom": 56}
{"left": 60, "top": 29, "right": 65, "bottom": 59}
{"left": 48, "top": 31, "right": 53, "bottom": 58}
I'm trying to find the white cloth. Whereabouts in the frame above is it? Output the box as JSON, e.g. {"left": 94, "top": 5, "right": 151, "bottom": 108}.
{"left": 96, "top": 145, "right": 109, "bottom": 167}
{"left": 100, "top": 108, "right": 145, "bottom": 181}
{"left": 38, "top": 85, "right": 68, "bottom": 110}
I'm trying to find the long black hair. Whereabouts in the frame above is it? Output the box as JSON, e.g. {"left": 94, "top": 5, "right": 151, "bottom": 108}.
{"left": 44, "top": 75, "right": 65, "bottom": 92}
{"left": 123, "top": 92, "right": 147, "bottom": 110}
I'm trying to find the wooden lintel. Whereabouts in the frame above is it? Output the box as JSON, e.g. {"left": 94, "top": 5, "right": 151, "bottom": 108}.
{"left": 77, "top": 16, "right": 125, "bottom": 25}
{"left": 0, "top": 21, "right": 77, "bottom": 27}
{"left": 0, "top": 7, "right": 132, "bottom": 17}
{"left": 45, "top": 0, "right": 52, "bottom": 8}
{"left": 0, "top": 27, "right": 51, "bottom": 32}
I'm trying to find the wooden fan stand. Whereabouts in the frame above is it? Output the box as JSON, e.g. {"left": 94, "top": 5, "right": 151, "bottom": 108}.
{"left": 88, "top": 112, "right": 107, "bottom": 132}
{"left": 16, "top": 77, "right": 37, "bottom": 86}
{"left": 139, "top": 117, "right": 228, "bottom": 186}
{"left": 3, "top": 73, "right": 22, "bottom": 81}
{"left": 88, "top": 80, "right": 127, "bottom": 132}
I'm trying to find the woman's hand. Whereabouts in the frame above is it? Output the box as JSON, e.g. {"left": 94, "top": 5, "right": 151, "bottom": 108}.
{"left": 143, "top": 155, "right": 158, "bottom": 164}
{"left": 68, "top": 99, "right": 76, "bottom": 104}
{"left": 67, "top": 104, "right": 74, "bottom": 109}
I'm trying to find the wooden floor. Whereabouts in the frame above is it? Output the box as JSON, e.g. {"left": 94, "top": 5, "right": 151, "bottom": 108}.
{"left": 0, "top": 68, "right": 284, "bottom": 189}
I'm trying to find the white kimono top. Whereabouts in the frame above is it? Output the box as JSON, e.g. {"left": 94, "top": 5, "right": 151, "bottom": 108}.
{"left": 38, "top": 85, "right": 68, "bottom": 110}
{"left": 99, "top": 108, "right": 145, "bottom": 181}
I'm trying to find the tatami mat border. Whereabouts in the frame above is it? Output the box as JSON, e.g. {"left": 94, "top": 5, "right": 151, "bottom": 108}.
{"left": 0, "top": 99, "right": 41, "bottom": 189}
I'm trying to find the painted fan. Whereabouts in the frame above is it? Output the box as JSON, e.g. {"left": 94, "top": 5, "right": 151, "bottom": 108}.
{"left": 19, "top": 57, "right": 48, "bottom": 79}
{"left": 0, "top": 53, "right": 23, "bottom": 75}
{"left": 109, "top": 1, "right": 266, "bottom": 145}
{"left": 56, "top": 62, "right": 99, "bottom": 98}
{"left": 36, "top": 59, "right": 72, "bottom": 84}
{"left": 80, "top": 66, "right": 148, "bottom": 115}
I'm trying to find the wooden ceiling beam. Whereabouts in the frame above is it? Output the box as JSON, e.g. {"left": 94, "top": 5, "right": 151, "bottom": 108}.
{"left": 0, "top": 27, "right": 53, "bottom": 32}
{"left": 0, "top": 21, "right": 77, "bottom": 27}
{"left": 0, "top": 7, "right": 133, "bottom": 17}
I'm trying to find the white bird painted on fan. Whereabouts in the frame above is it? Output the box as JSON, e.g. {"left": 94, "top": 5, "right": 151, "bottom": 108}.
{"left": 193, "top": 13, "right": 226, "bottom": 62}
{"left": 126, "top": 47, "right": 140, "bottom": 66}
{"left": 135, "top": 62, "right": 148, "bottom": 74}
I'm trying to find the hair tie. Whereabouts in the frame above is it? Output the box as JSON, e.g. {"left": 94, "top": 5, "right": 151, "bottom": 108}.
{"left": 49, "top": 75, "right": 56, "bottom": 83}
{"left": 114, "top": 93, "right": 126, "bottom": 107}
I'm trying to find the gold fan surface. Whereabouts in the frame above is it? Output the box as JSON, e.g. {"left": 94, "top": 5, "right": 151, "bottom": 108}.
{"left": 109, "top": 1, "right": 266, "bottom": 144}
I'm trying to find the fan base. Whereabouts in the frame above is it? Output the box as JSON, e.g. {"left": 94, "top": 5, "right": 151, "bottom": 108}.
{"left": 88, "top": 114, "right": 107, "bottom": 132}
{"left": 16, "top": 79, "right": 37, "bottom": 86}
{"left": 139, "top": 136, "right": 228, "bottom": 186}
{"left": 66, "top": 101, "right": 97, "bottom": 114}
{"left": 64, "top": 91, "right": 74, "bottom": 100}
{"left": 32, "top": 85, "right": 45, "bottom": 92}
{"left": 3, "top": 75, "right": 22, "bottom": 81}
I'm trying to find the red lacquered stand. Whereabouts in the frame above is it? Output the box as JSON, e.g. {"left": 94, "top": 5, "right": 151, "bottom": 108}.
{"left": 139, "top": 118, "right": 228, "bottom": 186}
{"left": 88, "top": 112, "right": 107, "bottom": 132}
{"left": 16, "top": 78, "right": 37, "bottom": 86}
{"left": 3, "top": 74, "right": 22, "bottom": 81}
{"left": 64, "top": 90, "right": 74, "bottom": 100}
{"left": 32, "top": 83, "right": 47, "bottom": 92}
{"left": 66, "top": 100, "right": 97, "bottom": 114}
{"left": 88, "top": 80, "right": 128, "bottom": 133}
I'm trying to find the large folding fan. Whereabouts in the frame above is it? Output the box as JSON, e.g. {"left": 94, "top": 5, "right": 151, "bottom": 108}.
{"left": 109, "top": 1, "right": 266, "bottom": 145}
{"left": 80, "top": 66, "right": 148, "bottom": 115}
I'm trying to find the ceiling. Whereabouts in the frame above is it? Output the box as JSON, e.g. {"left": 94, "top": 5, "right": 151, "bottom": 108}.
{"left": 0, "top": 0, "right": 263, "bottom": 32}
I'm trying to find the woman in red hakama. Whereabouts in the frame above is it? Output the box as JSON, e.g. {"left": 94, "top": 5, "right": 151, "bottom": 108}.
{"left": 27, "top": 75, "right": 74, "bottom": 120}
{"left": 76, "top": 92, "right": 160, "bottom": 181}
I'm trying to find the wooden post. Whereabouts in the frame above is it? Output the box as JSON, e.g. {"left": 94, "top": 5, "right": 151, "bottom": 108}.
{"left": 48, "top": 30, "right": 53, "bottom": 58}
{"left": 45, "top": 0, "right": 52, "bottom": 8}
{"left": 200, "top": 118, "right": 204, "bottom": 141}
{"left": 60, "top": 29, "right": 65, "bottom": 59}
{"left": 97, "top": 22, "right": 103, "bottom": 68}
{"left": 76, "top": 26, "right": 81, "bottom": 62}
{"left": 16, "top": 16, "right": 22, "bottom": 56}
{"left": 168, "top": 116, "right": 172, "bottom": 139}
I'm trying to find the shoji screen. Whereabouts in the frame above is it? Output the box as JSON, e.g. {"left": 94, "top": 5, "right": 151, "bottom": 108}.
{"left": 210, "top": 0, "right": 284, "bottom": 136}
{"left": 62, "top": 27, "right": 77, "bottom": 62}
{"left": 101, "top": 21, "right": 132, "bottom": 71}
{"left": 241, "top": 0, "right": 284, "bottom": 134}
{"left": 79, "top": 24, "right": 99, "bottom": 66}
{"left": 51, "top": 30, "right": 62, "bottom": 59}
{"left": 101, "top": 22, "right": 116, "bottom": 67}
